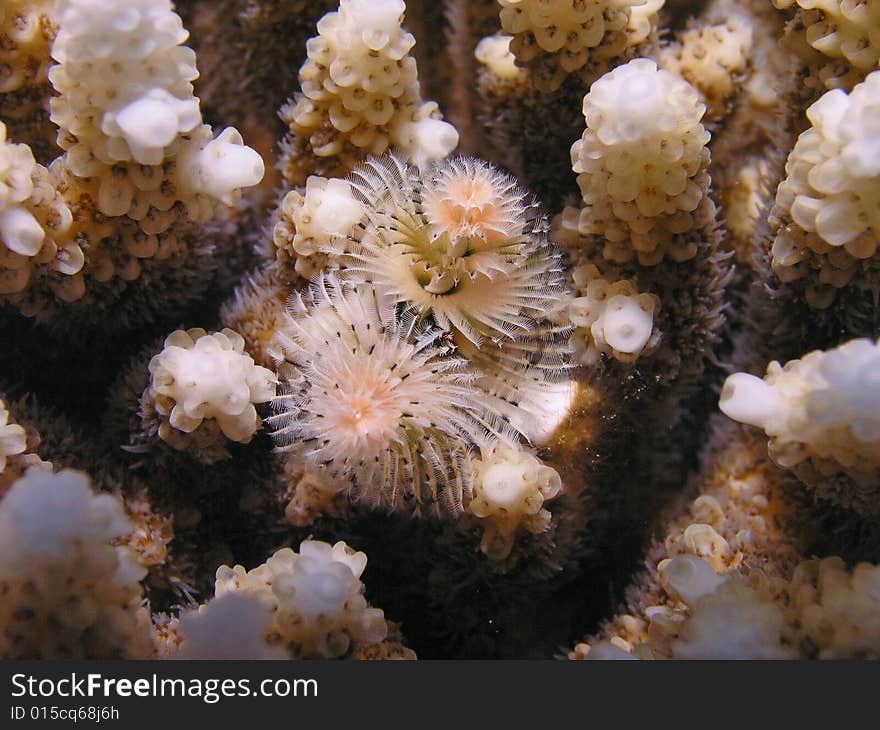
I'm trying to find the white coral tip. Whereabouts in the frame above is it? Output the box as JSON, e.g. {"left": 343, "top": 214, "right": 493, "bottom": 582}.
{"left": 719, "top": 373, "right": 779, "bottom": 429}
{"left": 348, "top": 0, "right": 405, "bottom": 39}
{"left": 175, "top": 594, "right": 288, "bottom": 660}
{"left": 660, "top": 555, "right": 725, "bottom": 605}
{"left": 0, "top": 206, "right": 44, "bottom": 257}
{"left": 310, "top": 178, "right": 364, "bottom": 236}
{"left": 480, "top": 461, "right": 535, "bottom": 510}
{"left": 297, "top": 566, "right": 352, "bottom": 614}
{"left": 189, "top": 128, "right": 265, "bottom": 203}
{"left": 475, "top": 35, "right": 521, "bottom": 80}
{"left": 602, "top": 295, "right": 654, "bottom": 354}
{"left": 113, "top": 89, "right": 200, "bottom": 161}
{"left": 397, "top": 118, "right": 459, "bottom": 169}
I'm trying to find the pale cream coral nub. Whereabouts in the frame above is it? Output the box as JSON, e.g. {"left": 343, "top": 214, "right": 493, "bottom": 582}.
{"left": 497, "top": 0, "right": 662, "bottom": 91}
{"left": 146, "top": 328, "right": 276, "bottom": 459}
{"left": 467, "top": 445, "right": 563, "bottom": 561}
{"left": 0, "top": 468, "right": 153, "bottom": 659}
{"left": 39, "top": 0, "right": 263, "bottom": 302}
{"left": 770, "top": 71, "right": 880, "bottom": 307}
{"left": 211, "top": 540, "right": 388, "bottom": 659}
{"left": 272, "top": 175, "right": 364, "bottom": 280}
{"left": 569, "top": 58, "right": 712, "bottom": 265}
{"left": 279, "top": 0, "right": 458, "bottom": 186}
{"left": 0, "top": 398, "right": 51, "bottom": 495}
{"left": 474, "top": 35, "right": 525, "bottom": 82}
{"left": 0, "top": 122, "right": 80, "bottom": 303}
{"left": 720, "top": 337, "right": 880, "bottom": 484}
{"left": 563, "top": 263, "right": 661, "bottom": 365}
{"left": 0, "top": 400, "right": 27, "bottom": 475}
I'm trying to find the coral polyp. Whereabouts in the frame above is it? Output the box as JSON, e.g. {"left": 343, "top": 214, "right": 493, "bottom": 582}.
{"left": 142, "top": 327, "right": 276, "bottom": 462}
{"left": 2, "top": 0, "right": 880, "bottom": 663}
{"left": 769, "top": 71, "right": 880, "bottom": 307}
{"left": 173, "top": 540, "right": 392, "bottom": 659}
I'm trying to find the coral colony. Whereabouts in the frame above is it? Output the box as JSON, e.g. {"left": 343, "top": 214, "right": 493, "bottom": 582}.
{"left": 2, "top": 0, "right": 880, "bottom": 661}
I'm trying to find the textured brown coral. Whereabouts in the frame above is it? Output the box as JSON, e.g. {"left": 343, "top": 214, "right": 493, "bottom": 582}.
{"left": 2, "top": 0, "right": 880, "bottom": 663}
{"left": 278, "top": 0, "right": 457, "bottom": 189}
{"left": 498, "top": 0, "right": 663, "bottom": 92}
{"left": 0, "top": 1, "right": 58, "bottom": 161}
{"left": 569, "top": 419, "right": 809, "bottom": 659}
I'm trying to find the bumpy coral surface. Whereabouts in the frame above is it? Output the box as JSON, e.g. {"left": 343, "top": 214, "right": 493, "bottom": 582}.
{"left": 561, "top": 262, "right": 661, "bottom": 365}
{"left": 775, "top": 0, "right": 879, "bottom": 88}
{"left": 3, "top": 0, "right": 880, "bottom": 663}
{"left": 279, "top": 0, "right": 457, "bottom": 187}
{"left": 1, "top": 0, "right": 265, "bottom": 323}
{"left": 0, "top": 469, "right": 153, "bottom": 658}
{"left": 50, "top": 0, "right": 264, "bottom": 210}
{"left": 272, "top": 175, "right": 364, "bottom": 279}
{"left": 143, "top": 327, "right": 276, "bottom": 462}
{"left": 789, "top": 557, "right": 880, "bottom": 658}
{"left": 0, "top": 121, "right": 78, "bottom": 302}
{"left": 568, "top": 58, "right": 713, "bottom": 264}
{"left": 664, "top": 559, "right": 795, "bottom": 659}
{"left": 0, "top": 1, "right": 57, "bottom": 161}
{"left": 467, "top": 445, "right": 563, "bottom": 560}
{"left": 721, "top": 337, "right": 880, "bottom": 512}
{"left": 659, "top": 16, "right": 751, "bottom": 124}
{"left": 769, "top": 71, "right": 880, "bottom": 307}
{"left": 499, "top": 0, "right": 662, "bottom": 91}
{"left": 208, "top": 540, "right": 389, "bottom": 659}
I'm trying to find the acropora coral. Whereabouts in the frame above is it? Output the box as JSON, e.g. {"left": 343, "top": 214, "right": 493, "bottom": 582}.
{"left": 1, "top": 0, "right": 879, "bottom": 661}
